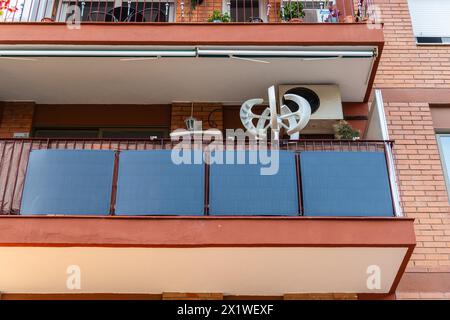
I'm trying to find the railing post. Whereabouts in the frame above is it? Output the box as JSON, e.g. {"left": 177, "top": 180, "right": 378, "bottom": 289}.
{"left": 383, "top": 141, "right": 397, "bottom": 217}
{"left": 0, "top": 141, "right": 16, "bottom": 214}
{"left": 9, "top": 140, "right": 25, "bottom": 214}
{"left": 384, "top": 140, "right": 403, "bottom": 217}
{"left": 295, "top": 152, "right": 303, "bottom": 216}
{"left": 204, "top": 150, "right": 210, "bottom": 216}
{"left": 16, "top": 140, "right": 35, "bottom": 215}
{"left": 109, "top": 150, "right": 120, "bottom": 216}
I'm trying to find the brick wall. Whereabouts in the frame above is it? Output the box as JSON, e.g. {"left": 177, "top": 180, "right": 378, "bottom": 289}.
{"left": 375, "top": 0, "right": 450, "bottom": 89}
{"left": 0, "top": 102, "right": 35, "bottom": 138}
{"left": 385, "top": 102, "right": 450, "bottom": 269}
{"left": 175, "top": 0, "right": 224, "bottom": 22}
{"left": 374, "top": 0, "right": 450, "bottom": 299}
{"left": 171, "top": 103, "right": 223, "bottom": 132}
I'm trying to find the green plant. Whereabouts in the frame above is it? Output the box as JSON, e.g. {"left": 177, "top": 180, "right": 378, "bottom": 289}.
{"left": 333, "top": 120, "right": 360, "bottom": 140}
{"left": 280, "top": 1, "right": 305, "bottom": 21}
{"left": 190, "top": 0, "right": 203, "bottom": 10}
{"left": 0, "top": 0, "right": 18, "bottom": 17}
{"left": 207, "top": 10, "right": 231, "bottom": 23}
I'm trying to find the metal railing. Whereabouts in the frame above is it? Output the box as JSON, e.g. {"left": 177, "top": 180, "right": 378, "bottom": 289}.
{"left": 0, "top": 138, "right": 394, "bottom": 215}
{"left": 1, "top": 0, "right": 374, "bottom": 24}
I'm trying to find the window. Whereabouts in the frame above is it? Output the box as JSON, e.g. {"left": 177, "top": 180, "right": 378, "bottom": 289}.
{"left": 100, "top": 128, "right": 168, "bottom": 138}
{"left": 229, "top": 0, "right": 261, "bottom": 22}
{"left": 437, "top": 134, "right": 450, "bottom": 200}
{"left": 222, "top": 0, "right": 330, "bottom": 23}
{"left": 34, "top": 129, "right": 99, "bottom": 138}
{"left": 407, "top": 0, "right": 450, "bottom": 44}
{"left": 34, "top": 128, "right": 168, "bottom": 139}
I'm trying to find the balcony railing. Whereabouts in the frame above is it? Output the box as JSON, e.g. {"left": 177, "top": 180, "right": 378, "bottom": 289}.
{"left": 0, "top": 138, "right": 398, "bottom": 217}
{"left": 1, "top": 0, "right": 374, "bottom": 24}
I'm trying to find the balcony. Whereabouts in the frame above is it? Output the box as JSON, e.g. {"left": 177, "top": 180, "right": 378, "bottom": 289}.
{"left": 0, "top": 1, "right": 409, "bottom": 297}
{"left": 0, "top": 1, "right": 384, "bottom": 106}
{"left": 2, "top": 0, "right": 371, "bottom": 23}
{"left": 0, "top": 138, "right": 399, "bottom": 217}
{"left": 0, "top": 0, "right": 384, "bottom": 69}
{"left": 0, "top": 138, "right": 415, "bottom": 296}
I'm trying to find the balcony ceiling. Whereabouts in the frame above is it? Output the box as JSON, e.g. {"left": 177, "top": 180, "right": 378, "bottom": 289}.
{"left": 0, "top": 45, "right": 378, "bottom": 104}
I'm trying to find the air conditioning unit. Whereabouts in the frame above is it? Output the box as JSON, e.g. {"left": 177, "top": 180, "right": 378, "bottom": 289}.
{"left": 303, "top": 9, "right": 331, "bottom": 23}
{"left": 278, "top": 84, "right": 343, "bottom": 134}
{"left": 303, "top": 9, "right": 321, "bottom": 23}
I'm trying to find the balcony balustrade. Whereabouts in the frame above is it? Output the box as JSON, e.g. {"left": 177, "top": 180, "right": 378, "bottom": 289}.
{"left": 0, "top": 0, "right": 375, "bottom": 24}
{"left": 0, "top": 138, "right": 398, "bottom": 217}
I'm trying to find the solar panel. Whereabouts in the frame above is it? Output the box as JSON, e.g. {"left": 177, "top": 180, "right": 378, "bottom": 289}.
{"left": 20, "top": 150, "right": 115, "bottom": 215}
{"left": 209, "top": 150, "right": 299, "bottom": 216}
{"left": 300, "top": 151, "right": 394, "bottom": 217}
{"left": 115, "top": 150, "right": 205, "bottom": 215}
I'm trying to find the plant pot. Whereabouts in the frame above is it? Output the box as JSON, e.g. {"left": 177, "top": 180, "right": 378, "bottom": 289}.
{"left": 41, "top": 17, "right": 55, "bottom": 22}
{"left": 288, "top": 18, "right": 303, "bottom": 23}
{"left": 248, "top": 17, "right": 264, "bottom": 23}
{"left": 212, "top": 20, "right": 222, "bottom": 23}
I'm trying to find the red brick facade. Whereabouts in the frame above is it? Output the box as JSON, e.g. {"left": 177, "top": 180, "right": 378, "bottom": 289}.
{"left": 170, "top": 103, "right": 223, "bottom": 132}
{"left": 376, "top": 1, "right": 450, "bottom": 88}
{"left": 0, "top": 102, "right": 35, "bottom": 138}
{"left": 374, "top": 0, "right": 450, "bottom": 298}
{"left": 0, "top": 0, "right": 448, "bottom": 299}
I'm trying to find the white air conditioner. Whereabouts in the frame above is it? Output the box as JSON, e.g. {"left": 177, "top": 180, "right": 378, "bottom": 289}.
{"left": 303, "top": 9, "right": 321, "bottom": 23}
{"left": 303, "top": 9, "right": 332, "bottom": 23}
{"left": 278, "top": 84, "right": 344, "bottom": 134}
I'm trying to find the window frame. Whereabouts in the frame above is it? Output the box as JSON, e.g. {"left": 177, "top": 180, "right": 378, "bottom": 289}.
{"left": 33, "top": 127, "right": 169, "bottom": 139}
{"left": 436, "top": 133, "right": 450, "bottom": 201}
{"left": 223, "top": 0, "right": 267, "bottom": 22}
{"left": 407, "top": 0, "right": 450, "bottom": 45}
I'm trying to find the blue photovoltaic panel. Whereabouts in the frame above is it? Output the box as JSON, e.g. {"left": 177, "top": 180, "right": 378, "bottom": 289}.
{"left": 209, "top": 150, "right": 298, "bottom": 216}
{"left": 20, "top": 150, "right": 115, "bottom": 215}
{"left": 300, "top": 151, "right": 394, "bottom": 217}
{"left": 115, "top": 150, "right": 204, "bottom": 215}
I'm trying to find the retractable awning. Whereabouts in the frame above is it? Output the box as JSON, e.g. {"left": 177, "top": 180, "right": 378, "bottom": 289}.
{"left": 0, "top": 45, "right": 378, "bottom": 104}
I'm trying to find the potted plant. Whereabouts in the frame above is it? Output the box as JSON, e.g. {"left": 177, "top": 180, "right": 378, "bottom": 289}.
{"left": 280, "top": 1, "right": 305, "bottom": 23}
{"left": 333, "top": 120, "right": 361, "bottom": 140}
{"left": 0, "top": 0, "right": 18, "bottom": 18}
{"left": 190, "top": 0, "right": 204, "bottom": 10}
{"left": 355, "top": 0, "right": 369, "bottom": 22}
{"left": 325, "top": 1, "right": 340, "bottom": 23}
{"left": 207, "top": 10, "right": 231, "bottom": 23}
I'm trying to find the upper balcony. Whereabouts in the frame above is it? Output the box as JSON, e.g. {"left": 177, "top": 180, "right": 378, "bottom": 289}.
{"left": 0, "top": 1, "right": 384, "bottom": 105}
{"left": 0, "top": 1, "right": 384, "bottom": 47}
{"left": 2, "top": 0, "right": 373, "bottom": 24}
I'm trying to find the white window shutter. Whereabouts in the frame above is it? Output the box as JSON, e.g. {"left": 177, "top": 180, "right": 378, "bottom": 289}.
{"left": 408, "top": 0, "right": 450, "bottom": 37}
